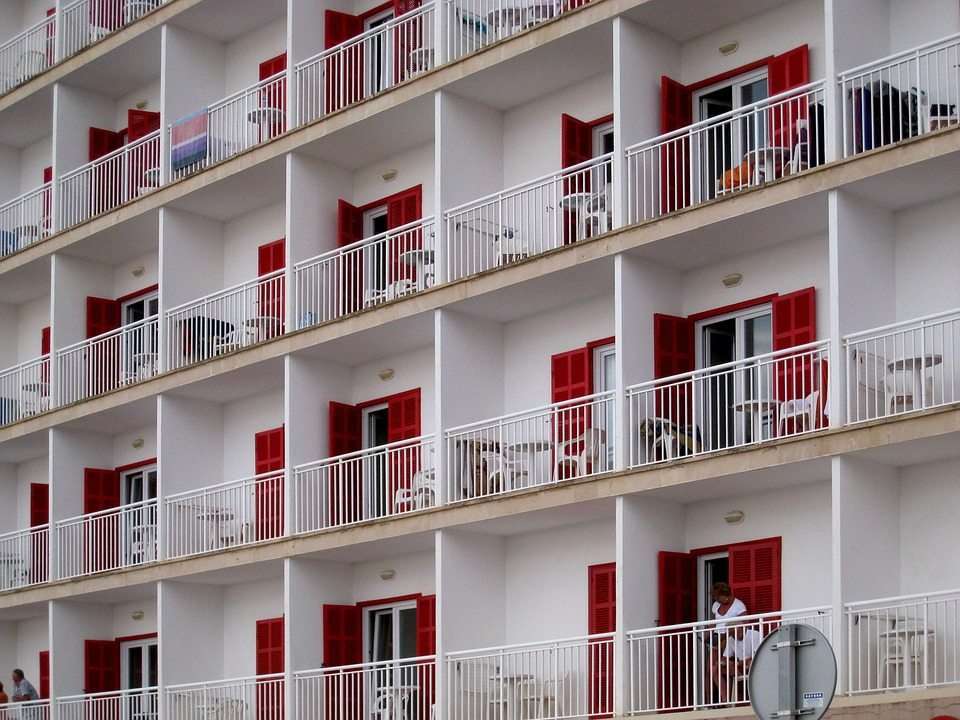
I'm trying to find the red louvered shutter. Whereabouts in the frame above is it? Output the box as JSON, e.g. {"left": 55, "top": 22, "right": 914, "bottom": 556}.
{"left": 653, "top": 314, "right": 695, "bottom": 426}
{"left": 588, "top": 563, "right": 615, "bottom": 719}
{"left": 83, "top": 468, "right": 120, "bottom": 514}
{"left": 84, "top": 639, "right": 120, "bottom": 693}
{"left": 256, "top": 617, "right": 284, "bottom": 720}
{"left": 728, "top": 537, "right": 782, "bottom": 616}
{"left": 659, "top": 77, "right": 693, "bottom": 215}
{"left": 86, "top": 297, "right": 121, "bottom": 339}
{"left": 768, "top": 45, "right": 810, "bottom": 148}
{"left": 772, "top": 287, "right": 817, "bottom": 408}
{"left": 337, "top": 200, "right": 365, "bottom": 313}
{"left": 329, "top": 402, "right": 362, "bottom": 525}
{"left": 387, "top": 389, "right": 422, "bottom": 510}
{"left": 127, "top": 110, "right": 160, "bottom": 142}
{"left": 386, "top": 186, "right": 423, "bottom": 286}
{"left": 324, "top": 10, "right": 364, "bottom": 111}
{"left": 323, "top": 604, "right": 362, "bottom": 666}
{"left": 394, "top": 0, "right": 422, "bottom": 14}
{"left": 254, "top": 427, "right": 285, "bottom": 541}
{"left": 30, "top": 483, "right": 49, "bottom": 583}
{"left": 126, "top": 110, "right": 161, "bottom": 198}
{"left": 42, "top": 167, "right": 52, "bottom": 233}
{"left": 552, "top": 347, "right": 591, "bottom": 478}
{"left": 415, "top": 594, "right": 437, "bottom": 718}
{"left": 39, "top": 651, "right": 50, "bottom": 699}
{"left": 257, "top": 238, "right": 286, "bottom": 328}
{"left": 656, "top": 551, "right": 695, "bottom": 709}
{"left": 89, "top": 127, "right": 125, "bottom": 217}
{"left": 325, "top": 10, "right": 363, "bottom": 48}
{"left": 258, "top": 53, "right": 288, "bottom": 140}
{"left": 45, "top": 9, "right": 55, "bottom": 65}
{"left": 30, "top": 483, "right": 49, "bottom": 527}
{"left": 86, "top": 297, "right": 122, "bottom": 397}
{"left": 561, "top": 114, "right": 594, "bottom": 244}
{"left": 83, "top": 468, "right": 120, "bottom": 572}
{"left": 89, "top": 127, "right": 123, "bottom": 162}
{"left": 40, "top": 326, "right": 51, "bottom": 386}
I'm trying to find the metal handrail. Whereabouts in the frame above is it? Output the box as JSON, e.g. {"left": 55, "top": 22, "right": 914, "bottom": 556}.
{"left": 294, "top": 433, "right": 434, "bottom": 470}
{"left": 164, "top": 268, "right": 284, "bottom": 314}
{"left": 838, "top": 31, "right": 960, "bottom": 79}
{"left": 294, "top": 216, "right": 435, "bottom": 268}
{"left": 446, "top": 631, "right": 614, "bottom": 659}
{"left": 444, "top": 389, "right": 615, "bottom": 435}
{"left": 842, "top": 307, "right": 960, "bottom": 341}
{"left": 163, "top": 469, "right": 284, "bottom": 502}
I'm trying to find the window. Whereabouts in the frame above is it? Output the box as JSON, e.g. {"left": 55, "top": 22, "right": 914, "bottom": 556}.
{"left": 593, "top": 122, "right": 615, "bottom": 184}
{"left": 363, "top": 206, "right": 390, "bottom": 297}
{"left": 365, "top": 10, "right": 394, "bottom": 94}
{"left": 362, "top": 404, "right": 389, "bottom": 450}
{"left": 695, "top": 305, "right": 773, "bottom": 448}
{"left": 121, "top": 291, "right": 159, "bottom": 381}
{"left": 120, "top": 637, "right": 158, "bottom": 701}
{"left": 697, "top": 551, "right": 729, "bottom": 621}
{"left": 364, "top": 601, "right": 418, "bottom": 663}
{"left": 693, "top": 71, "right": 769, "bottom": 198}
{"left": 121, "top": 465, "right": 158, "bottom": 565}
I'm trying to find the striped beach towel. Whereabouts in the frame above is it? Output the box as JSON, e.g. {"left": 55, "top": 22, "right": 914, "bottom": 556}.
{"left": 171, "top": 109, "right": 209, "bottom": 172}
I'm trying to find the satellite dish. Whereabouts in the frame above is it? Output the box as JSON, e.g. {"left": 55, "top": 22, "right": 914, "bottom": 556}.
{"left": 749, "top": 623, "right": 837, "bottom": 720}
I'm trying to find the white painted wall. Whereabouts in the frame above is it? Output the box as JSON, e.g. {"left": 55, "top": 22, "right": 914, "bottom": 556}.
{"left": 352, "top": 549, "right": 435, "bottom": 600}
{"left": 113, "top": 78, "right": 163, "bottom": 132}
{"left": 0, "top": 465, "right": 18, "bottom": 534}
{"left": 53, "top": 85, "right": 116, "bottom": 174}
{"left": 686, "top": 480, "right": 833, "bottom": 610}
{"left": 349, "top": 345, "right": 435, "bottom": 434}
{"left": 353, "top": 142, "right": 435, "bottom": 215}
{"left": 16, "top": 455, "right": 47, "bottom": 530}
{"left": 160, "top": 580, "right": 224, "bottom": 685}
{"left": 50, "top": 599, "right": 115, "bottom": 695}
{"left": 158, "top": 394, "right": 223, "bottom": 496}
{"left": 18, "top": 135, "right": 52, "bottom": 194}
{"left": 222, "top": 578, "right": 284, "bottom": 679}
{"left": 437, "top": 92, "right": 503, "bottom": 211}
{"left": 503, "top": 294, "right": 614, "bottom": 412}
{"left": 159, "top": 207, "right": 224, "bottom": 308}
{"left": 51, "top": 253, "right": 113, "bottom": 349}
{"left": 50, "top": 427, "right": 112, "bottom": 522}
{"left": 832, "top": 0, "right": 891, "bottom": 71}
{"left": 889, "top": 0, "right": 960, "bottom": 53}
{"left": 112, "top": 598, "right": 158, "bottom": 638}
{"left": 0, "top": 614, "right": 48, "bottom": 695}
{"left": 287, "top": 557, "right": 351, "bottom": 671}
{"left": 223, "top": 202, "right": 285, "bottom": 288}
{"left": 224, "top": 18, "right": 287, "bottom": 97}
{"left": 502, "top": 73, "right": 612, "bottom": 186}
{"left": 113, "top": 251, "right": 159, "bottom": 300}
{"left": 678, "top": 0, "right": 826, "bottom": 85}
{"left": 0, "top": 144, "right": 19, "bottom": 202}
{"left": 899, "top": 457, "right": 960, "bottom": 593}
{"left": 436, "top": 310, "right": 504, "bottom": 428}
{"left": 223, "top": 387, "right": 285, "bottom": 482}
{"left": 14, "top": 294, "right": 50, "bottom": 364}
{"left": 163, "top": 25, "right": 226, "bottom": 124}
{"left": 504, "top": 519, "right": 614, "bottom": 643}
{"left": 439, "top": 529, "right": 506, "bottom": 651}
{"left": 287, "top": 153, "right": 350, "bottom": 263}
{"left": 287, "top": 355, "right": 351, "bottom": 466}
{"left": 112, "top": 425, "right": 157, "bottom": 470}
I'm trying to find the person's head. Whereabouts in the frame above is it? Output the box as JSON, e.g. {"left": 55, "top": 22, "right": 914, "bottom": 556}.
{"left": 11, "top": 669, "right": 23, "bottom": 684}
{"left": 712, "top": 581, "right": 733, "bottom": 604}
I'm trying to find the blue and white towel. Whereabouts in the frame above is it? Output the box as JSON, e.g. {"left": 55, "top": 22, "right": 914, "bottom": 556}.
{"left": 170, "top": 109, "right": 209, "bottom": 172}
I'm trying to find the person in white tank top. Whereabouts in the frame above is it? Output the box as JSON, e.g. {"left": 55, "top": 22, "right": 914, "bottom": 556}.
{"left": 708, "top": 582, "right": 748, "bottom": 703}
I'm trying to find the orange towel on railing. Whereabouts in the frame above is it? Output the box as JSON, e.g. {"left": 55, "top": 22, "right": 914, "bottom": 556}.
{"left": 719, "top": 158, "right": 754, "bottom": 191}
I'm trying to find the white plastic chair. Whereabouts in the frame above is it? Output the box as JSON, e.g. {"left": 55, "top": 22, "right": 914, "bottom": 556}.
{"left": 885, "top": 369, "right": 933, "bottom": 414}
{"left": 777, "top": 391, "right": 819, "bottom": 435}
{"left": 555, "top": 427, "right": 607, "bottom": 479}
{"left": 495, "top": 228, "right": 527, "bottom": 265}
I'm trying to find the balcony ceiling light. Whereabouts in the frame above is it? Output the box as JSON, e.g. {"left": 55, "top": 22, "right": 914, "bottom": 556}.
{"left": 379, "top": 368, "right": 395, "bottom": 381}
{"left": 380, "top": 569, "right": 396, "bottom": 580}
{"left": 719, "top": 42, "right": 739, "bottom": 56}
{"left": 722, "top": 272, "right": 743, "bottom": 288}
{"left": 724, "top": 510, "right": 745, "bottom": 525}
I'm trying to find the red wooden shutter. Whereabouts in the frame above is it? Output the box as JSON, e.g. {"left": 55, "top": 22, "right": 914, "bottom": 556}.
{"left": 86, "top": 297, "right": 121, "bottom": 339}
{"left": 83, "top": 468, "right": 120, "bottom": 514}
{"left": 258, "top": 52, "right": 288, "bottom": 140}
{"left": 768, "top": 45, "right": 810, "bottom": 147}
{"left": 394, "top": 0, "right": 422, "bottom": 14}
{"left": 588, "top": 563, "right": 615, "bottom": 719}
{"left": 728, "top": 537, "right": 782, "bottom": 616}
{"left": 254, "top": 426, "right": 285, "bottom": 541}
{"left": 256, "top": 617, "right": 285, "bottom": 674}
{"left": 415, "top": 594, "right": 436, "bottom": 656}
{"left": 84, "top": 639, "right": 120, "bottom": 693}
{"left": 88, "top": 127, "right": 124, "bottom": 162}
{"left": 127, "top": 110, "right": 161, "bottom": 142}
{"left": 387, "top": 389, "right": 421, "bottom": 442}
{"left": 653, "top": 313, "right": 695, "bottom": 423}
{"left": 323, "top": 604, "right": 362, "bottom": 666}
{"left": 259, "top": 52, "right": 288, "bottom": 82}
{"left": 659, "top": 77, "right": 693, "bottom": 215}
{"left": 257, "top": 238, "right": 286, "bottom": 325}
{"left": 40, "top": 325, "right": 51, "bottom": 384}
{"left": 337, "top": 200, "right": 365, "bottom": 312}
{"left": 551, "top": 347, "right": 591, "bottom": 402}
{"left": 45, "top": 9, "right": 55, "bottom": 65}
{"left": 657, "top": 551, "right": 695, "bottom": 626}
{"left": 42, "top": 167, "right": 52, "bottom": 232}
{"left": 39, "top": 650, "right": 50, "bottom": 699}
{"left": 772, "top": 287, "right": 817, "bottom": 405}
{"left": 30, "top": 484, "right": 49, "bottom": 527}
{"left": 386, "top": 186, "right": 423, "bottom": 285}
{"left": 325, "top": 10, "right": 363, "bottom": 48}
{"left": 329, "top": 402, "right": 362, "bottom": 524}
{"left": 552, "top": 347, "right": 591, "bottom": 478}
{"left": 561, "top": 114, "right": 593, "bottom": 169}
{"left": 337, "top": 200, "right": 364, "bottom": 248}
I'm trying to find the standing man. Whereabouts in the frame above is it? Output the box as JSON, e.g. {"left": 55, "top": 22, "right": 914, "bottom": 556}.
{"left": 11, "top": 669, "right": 38, "bottom": 702}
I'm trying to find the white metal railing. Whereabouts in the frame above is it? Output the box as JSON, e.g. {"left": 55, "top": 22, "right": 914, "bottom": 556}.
{"left": 59, "top": 687, "right": 158, "bottom": 720}
{"left": 0, "top": 525, "right": 49, "bottom": 591}
{"left": 294, "top": 217, "right": 435, "bottom": 329}
{"left": 627, "top": 607, "right": 832, "bottom": 714}
{"left": 0, "top": 183, "right": 52, "bottom": 257}
{"left": 840, "top": 33, "right": 960, "bottom": 158}
{"left": 445, "top": 153, "right": 613, "bottom": 281}
{"left": 445, "top": 390, "right": 614, "bottom": 504}
{"left": 56, "top": 316, "right": 160, "bottom": 406}
{"left": 625, "top": 81, "right": 825, "bottom": 224}
{"left": 0, "top": 14, "right": 55, "bottom": 94}
{"left": 444, "top": 0, "right": 587, "bottom": 62}
{"left": 0, "top": 355, "right": 51, "bottom": 426}
{"left": 296, "top": 3, "right": 436, "bottom": 125}
{"left": 166, "top": 675, "right": 283, "bottom": 720}
{"left": 163, "top": 469, "right": 284, "bottom": 560}
{"left": 61, "top": 0, "right": 166, "bottom": 58}
{"left": 0, "top": 699, "right": 51, "bottom": 720}
{"left": 296, "top": 656, "right": 436, "bottom": 720}
{"left": 58, "top": 129, "right": 161, "bottom": 231}
{"left": 294, "top": 434, "right": 436, "bottom": 533}
{"left": 627, "top": 340, "right": 830, "bottom": 468}
{"left": 163, "top": 271, "right": 284, "bottom": 371}
{"left": 170, "top": 71, "right": 286, "bottom": 181}
{"left": 845, "top": 308, "right": 960, "bottom": 424}
{"left": 54, "top": 498, "right": 157, "bottom": 579}
{"left": 846, "top": 588, "right": 960, "bottom": 694}
{"left": 447, "top": 633, "right": 615, "bottom": 720}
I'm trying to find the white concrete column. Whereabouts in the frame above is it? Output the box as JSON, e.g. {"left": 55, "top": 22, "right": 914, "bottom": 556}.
{"left": 49, "top": 83, "right": 62, "bottom": 235}
{"left": 53, "top": 0, "right": 65, "bottom": 63}
{"left": 822, "top": 0, "right": 839, "bottom": 163}
{"left": 158, "top": 25, "right": 171, "bottom": 186}
{"left": 830, "top": 455, "right": 901, "bottom": 693}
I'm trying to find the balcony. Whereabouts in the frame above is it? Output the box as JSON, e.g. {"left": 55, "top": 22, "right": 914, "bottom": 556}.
{"left": 163, "top": 270, "right": 284, "bottom": 372}
{"left": 445, "top": 154, "right": 613, "bottom": 281}
{"left": 844, "top": 308, "right": 960, "bottom": 424}
{"left": 55, "top": 316, "right": 160, "bottom": 406}
{"left": 166, "top": 674, "right": 283, "bottom": 720}
{"left": 163, "top": 469, "right": 284, "bottom": 560}
{"left": 0, "top": 524, "right": 48, "bottom": 592}
{"left": 626, "top": 340, "right": 830, "bottom": 468}
{"left": 59, "top": 0, "right": 166, "bottom": 60}
{"left": 626, "top": 607, "right": 832, "bottom": 714}
{"left": 839, "top": 33, "right": 960, "bottom": 159}
{"left": 0, "top": 14, "right": 55, "bottom": 94}
{"left": 447, "top": 633, "right": 614, "bottom": 720}
{"left": 0, "top": 699, "right": 50, "bottom": 719}
{"left": 0, "top": 183, "right": 52, "bottom": 258}
{"left": 54, "top": 498, "right": 157, "bottom": 579}
{"left": 58, "top": 688, "right": 158, "bottom": 720}
{"left": 0, "top": 354, "right": 50, "bottom": 426}
{"left": 295, "top": 655, "right": 436, "bottom": 720}
{"left": 444, "top": 391, "right": 615, "bottom": 503}
{"left": 293, "top": 434, "right": 437, "bottom": 534}
{"left": 58, "top": 129, "right": 161, "bottom": 232}
{"left": 294, "top": 217, "right": 437, "bottom": 329}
